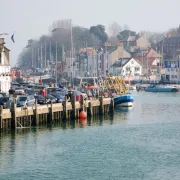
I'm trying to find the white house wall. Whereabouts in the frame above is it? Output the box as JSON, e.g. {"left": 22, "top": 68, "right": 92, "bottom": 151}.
{"left": 123, "top": 59, "right": 142, "bottom": 77}
{"left": 165, "top": 68, "right": 180, "bottom": 82}
{"left": 109, "top": 59, "right": 142, "bottom": 80}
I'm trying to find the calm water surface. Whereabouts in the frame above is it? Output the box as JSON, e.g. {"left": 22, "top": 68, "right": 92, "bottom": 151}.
{"left": 0, "top": 92, "right": 180, "bottom": 180}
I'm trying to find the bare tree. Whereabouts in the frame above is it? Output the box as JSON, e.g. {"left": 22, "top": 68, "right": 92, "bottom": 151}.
{"left": 122, "top": 24, "right": 130, "bottom": 30}
{"left": 108, "top": 22, "right": 122, "bottom": 37}
{"left": 146, "top": 31, "right": 166, "bottom": 45}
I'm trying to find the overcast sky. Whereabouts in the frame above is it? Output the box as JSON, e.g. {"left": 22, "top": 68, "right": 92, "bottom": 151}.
{"left": 1, "top": 0, "right": 180, "bottom": 66}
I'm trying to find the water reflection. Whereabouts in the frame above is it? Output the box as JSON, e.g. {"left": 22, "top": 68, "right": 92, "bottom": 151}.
{"left": 0, "top": 92, "right": 180, "bottom": 180}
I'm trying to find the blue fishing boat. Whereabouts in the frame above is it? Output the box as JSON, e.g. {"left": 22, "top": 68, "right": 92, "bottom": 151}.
{"left": 114, "top": 95, "right": 134, "bottom": 107}
{"left": 103, "top": 72, "right": 135, "bottom": 107}
{"left": 145, "top": 84, "right": 179, "bottom": 92}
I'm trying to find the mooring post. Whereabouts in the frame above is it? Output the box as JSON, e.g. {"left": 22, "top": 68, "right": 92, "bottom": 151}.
{"left": 0, "top": 106, "right": 3, "bottom": 129}
{"left": 89, "top": 102, "right": 93, "bottom": 116}
{"left": 71, "top": 94, "right": 76, "bottom": 119}
{"left": 99, "top": 96, "right": 104, "bottom": 115}
{"left": 11, "top": 98, "right": 17, "bottom": 129}
{"left": 81, "top": 97, "right": 84, "bottom": 111}
{"left": 35, "top": 98, "right": 39, "bottom": 126}
{"left": 49, "top": 101, "right": 54, "bottom": 122}
{"left": 109, "top": 97, "right": 114, "bottom": 114}
{"left": 63, "top": 94, "right": 68, "bottom": 120}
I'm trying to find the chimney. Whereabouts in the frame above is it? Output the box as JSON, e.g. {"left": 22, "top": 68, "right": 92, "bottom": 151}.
{"left": 0, "top": 38, "right": 5, "bottom": 45}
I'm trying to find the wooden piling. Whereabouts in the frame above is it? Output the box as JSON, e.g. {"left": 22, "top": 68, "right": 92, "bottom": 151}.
{"left": 34, "top": 98, "right": 39, "bottom": 126}
{"left": 99, "top": 96, "right": 104, "bottom": 115}
{"left": 63, "top": 95, "right": 68, "bottom": 120}
{"left": 89, "top": 102, "right": 93, "bottom": 116}
{"left": 71, "top": 95, "right": 76, "bottom": 119}
{"left": 0, "top": 106, "right": 3, "bottom": 129}
{"left": 11, "top": 98, "right": 17, "bottom": 129}
{"left": 49, "top": 102, "right": 54, "bottom": 122}
{"left": 109, "top": 97, "right": 114, "bottom": 114}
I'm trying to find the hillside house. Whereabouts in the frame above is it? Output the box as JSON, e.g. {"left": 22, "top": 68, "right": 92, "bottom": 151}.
{"left": 109, "top": 58, "right": 142, "bottom": 80}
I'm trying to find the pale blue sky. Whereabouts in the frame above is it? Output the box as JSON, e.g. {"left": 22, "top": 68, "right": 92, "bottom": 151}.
{"left": 1, "top": 0, "right": 180, "bottom": 66}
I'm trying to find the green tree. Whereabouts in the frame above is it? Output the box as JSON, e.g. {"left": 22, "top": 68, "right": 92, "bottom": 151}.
{"left": 90, "top": 24, "right": 108, "bottom": 44}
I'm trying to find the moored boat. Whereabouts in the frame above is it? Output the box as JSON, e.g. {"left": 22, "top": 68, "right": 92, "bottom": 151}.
{"left": 114, "top": 95, "right": 134, "bottom": 107}
{"left": 145, "top": 85, "right": 179, "bottom": 92}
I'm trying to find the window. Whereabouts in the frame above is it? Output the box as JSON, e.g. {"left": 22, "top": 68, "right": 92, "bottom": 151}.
{"left": 126, "top": 67, "right": 131, "bottom": 71}
{"left": 76, "top": 63, "right": 78, "bottom": 69}
{"left": 135, "top": 67, "right": 140, "bottom": 71}
{"left": 131, "top": 60, "right": 134, "bottom": 64}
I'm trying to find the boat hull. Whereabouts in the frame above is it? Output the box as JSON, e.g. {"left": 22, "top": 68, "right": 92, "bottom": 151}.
{"left": 116, "top": 102, "right": 133, "bottom": 107}
{"left": 114, "top": 95, "right": 134, "bottom": 107}
{"left": 145, "top": 87, "right": 178, "bottom": 92}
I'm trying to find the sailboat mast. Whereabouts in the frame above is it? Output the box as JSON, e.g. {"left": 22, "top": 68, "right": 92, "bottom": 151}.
{"left": 70, "top": 19, "right": 74, "bottom": 87}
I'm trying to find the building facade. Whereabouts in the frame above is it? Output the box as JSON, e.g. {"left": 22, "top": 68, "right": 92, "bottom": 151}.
{"left": 11, "top": 67, "right": 21, "bottom": 81}
{"left": 164, "top": 59, "right": 180, "bottom": 83}
{"left": 109, "top": 58, "right": 142, "bottom": 80}
{"left": 0, "top": 38, "right": 11, "bottom": 93}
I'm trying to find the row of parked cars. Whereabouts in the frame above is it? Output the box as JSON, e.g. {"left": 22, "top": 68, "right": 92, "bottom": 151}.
{"left": 10, "top": 84, "right": 87, "bottom": 108}
{"left": 16, "top": 88, "right": 87, "bottom": 108}
{"left": 0, "top": 81, "right": 87, "bottom": 109}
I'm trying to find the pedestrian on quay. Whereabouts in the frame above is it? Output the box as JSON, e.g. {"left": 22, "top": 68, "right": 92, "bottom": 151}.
{"left": 9, "top": 87, "right": 15, "bottom": 95}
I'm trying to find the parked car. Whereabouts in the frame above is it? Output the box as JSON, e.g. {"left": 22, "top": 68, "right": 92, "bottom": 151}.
{"left": 17, "top": 95, "right": 35, "bottom": 107}
{"left": 68, "top": 90, "right": 87, "bottom": 100}
{"left": 46, "top": 94, "right": 57, "bottom": 103}
{"left": 26, "top": 89, "right": 36, "bottom": 96}
{"left": 0, "top": 96, "right": 9, "bottom": 108}
{"left": 0, "top": 93, "right": 8, "bottom": 97}
{"left": 36, "top": 95, "right": 45, "bottom": 104}
{"left": 15, "top": 87, "right": 25, "bottom": 95}
{"left": 50, "top": 92, "right": 65, "bottom": 103}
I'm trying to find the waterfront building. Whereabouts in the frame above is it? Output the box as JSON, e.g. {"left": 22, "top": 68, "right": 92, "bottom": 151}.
{"left": 0, "top": 38, "right": 11, "bottom": 93}
{"left": 11, "top": 67, "right": 21, "bottom": 81}
{"left": 134, "top": 48, "right": 162, "bottom": 81}
{"left": 75, "top": 47, "right": 97, "bottom": 78}
{"left": 109, "top": 58, "right": 142, "bottom": 81}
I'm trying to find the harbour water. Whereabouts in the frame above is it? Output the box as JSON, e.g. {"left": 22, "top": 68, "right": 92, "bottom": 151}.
{"left": 0, "top": 91, "right": 180, "bottom": 180}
